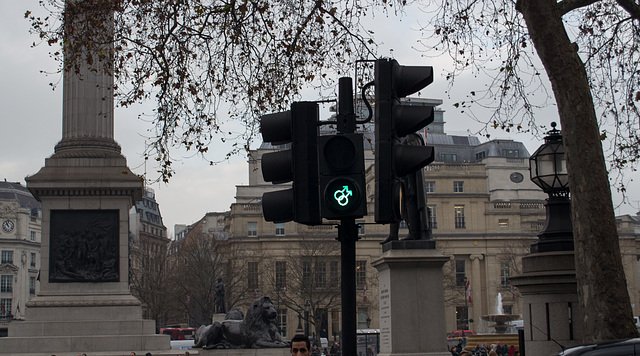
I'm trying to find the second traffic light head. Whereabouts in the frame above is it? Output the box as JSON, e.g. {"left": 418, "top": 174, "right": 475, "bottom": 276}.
{"left": 374, "top": 58, "right": 436, "bottom": 224}
{"left": 259, "top": 102, "right": 322, "bottom": 225}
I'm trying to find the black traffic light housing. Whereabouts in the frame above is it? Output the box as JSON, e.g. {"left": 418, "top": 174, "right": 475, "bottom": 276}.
{"left": 319, "top": 133, "right": 367, "bottom": 219}
{"left": 374, "top": 58, "right": 435, "bottom": 223}
{"left": 260, "top": 102, "right": 322, "bottom": 225}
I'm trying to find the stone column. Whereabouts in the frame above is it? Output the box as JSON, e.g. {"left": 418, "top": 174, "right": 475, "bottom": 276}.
{"left": 470, "top": 254, "right": 484, "bottom": 328}
{"left": 372, "top": 241, "right": 450, "bottom": 356}
{"left": 0, "top": 1, "right": 169, "bottom": 354}
{"left": 510, "top": 251, "right": 582, "bottom": 355}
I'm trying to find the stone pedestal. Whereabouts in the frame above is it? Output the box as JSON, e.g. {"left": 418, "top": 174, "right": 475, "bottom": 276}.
{"left": 0, "top": 2, "right": 169, "bottom": 352}
{"left": 213, "top": 313, "right": 227, "bottom": 323}
{"left": 510, "top": 251, "right": 582, "bottom": 356}
{"left": 0, "top": 153, "right": 169, "bottom": 355}
{"left": 372, "top": 242, "right": 450, "bottom": 356}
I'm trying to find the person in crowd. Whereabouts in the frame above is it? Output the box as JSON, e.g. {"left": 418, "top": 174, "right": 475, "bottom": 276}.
{"left": 291, "top": 334, "right": 311, "bottom": 356}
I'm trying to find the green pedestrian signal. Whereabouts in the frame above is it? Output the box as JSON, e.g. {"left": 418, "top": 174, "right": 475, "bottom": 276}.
{"left": 319, "top": 134, "right": 366, "bottom": 219}
{"left": 334, "top": 185, "right": 352, "bottom": 207}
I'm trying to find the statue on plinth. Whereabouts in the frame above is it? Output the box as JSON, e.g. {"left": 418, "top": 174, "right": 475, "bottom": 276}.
{"left": 214, "top": 277, "right": 226, "bottom": 314}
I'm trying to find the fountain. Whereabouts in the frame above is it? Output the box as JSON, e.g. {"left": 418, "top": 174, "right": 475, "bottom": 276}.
{"left": 480, "top": 293, "right": 520, "bottom": 333}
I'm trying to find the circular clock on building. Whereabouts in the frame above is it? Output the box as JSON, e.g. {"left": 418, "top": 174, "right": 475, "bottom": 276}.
{"left": 2, "top": 219, "right": 15, "bottom": 233}
{"left": 510, "top": 172, "right": 524, "bottom": 183}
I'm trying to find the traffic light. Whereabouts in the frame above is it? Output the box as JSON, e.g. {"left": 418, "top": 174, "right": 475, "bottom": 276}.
{"left": 319, "top": 133, "right": 367, "bottom": 219}
{"left": 374, "top": 58, "right": 435, "bottom": 223}
{"left": 260, "top": 102, "right": 322, "bottom": 225}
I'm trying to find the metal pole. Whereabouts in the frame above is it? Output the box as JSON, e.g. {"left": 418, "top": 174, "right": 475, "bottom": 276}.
{"left": 339, "top": 219, "right": 358, "bottom": 356}
{"left": 337, "top": 77, "right": 356, "bottom": 134}
{"left": 336, "top": 76, "right": 360, "bottom": 356}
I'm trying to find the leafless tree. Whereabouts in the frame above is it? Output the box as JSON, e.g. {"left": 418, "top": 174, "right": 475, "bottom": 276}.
{"left": 170, "top": 230, "right": 260, "bottom": 326}
{"left": 261, "top": 236, "right": 342, "bottom": 336}
{"left": 417, "top": 0, "right": 640, "bottom": 341}
{"left": 129, "top": 242, "right": 178, "bottom": 330}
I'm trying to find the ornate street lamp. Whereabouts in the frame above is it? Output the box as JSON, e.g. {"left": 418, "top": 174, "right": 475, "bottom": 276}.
{"left": 366, "top": 316, "right": 371, "bottom": 328}
{"left": 296, "top": 308, "right": 304, "bottom": 334}
{"left": 304, "top": 300, "right": 311, "bottom": 337}
{"left": 529, "top": 122, "right": 574, "bottom": 253}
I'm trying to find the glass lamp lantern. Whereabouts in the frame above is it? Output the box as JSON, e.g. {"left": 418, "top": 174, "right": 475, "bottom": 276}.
{"left": 528, "top": 122, "right": 574, "bottom": 253}
{"left": 529, "top": 122, "right": 569, "bottom": 196}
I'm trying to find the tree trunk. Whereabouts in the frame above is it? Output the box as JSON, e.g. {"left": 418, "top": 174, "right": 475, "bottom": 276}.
{"left": 516, "top": 0, "right": 638, "bottom": 342}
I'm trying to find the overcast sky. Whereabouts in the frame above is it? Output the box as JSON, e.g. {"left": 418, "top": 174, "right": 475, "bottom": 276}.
{"left": 2, "top": 1, "right": 638, "bottom": 237}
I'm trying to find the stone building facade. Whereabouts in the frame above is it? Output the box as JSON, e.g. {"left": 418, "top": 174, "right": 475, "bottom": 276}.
{"left": 129, "top": 187, "right": 171, "bottom": 322}
{"left": 0, "top": 181, "right": 41, "bottom": 336}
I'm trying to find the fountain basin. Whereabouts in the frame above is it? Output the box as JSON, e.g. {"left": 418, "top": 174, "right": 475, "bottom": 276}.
{"left": 480, "top": 314, "right": 521, "bottom": 333}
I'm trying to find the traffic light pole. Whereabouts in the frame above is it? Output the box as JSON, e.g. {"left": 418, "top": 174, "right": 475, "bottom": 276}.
{"left": 336, "top": 77, "right": 359, "bottom": 356}
{"left": 338, "top": 218, "right": 358, "bottom": 356}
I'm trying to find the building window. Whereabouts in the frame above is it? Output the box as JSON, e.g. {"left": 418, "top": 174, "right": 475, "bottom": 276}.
{"left": 30, "top": 253, "right": 36, "bottom": 267}
{"left": 1, "top": 250, "right": 13, "bottom": 264}
{"left": 399, "top": 220, "right": 408, "bottom": 229}
{"left": 440, "top": 153, "right": 458, "bottom": 162}
{"left": 475, "top": 151, "right": 487, "bottom": 160}
{"left": 455, "top": 260, "right": 466, "bottom": 286}
{"left": 502, "top": 149, "right": 520, "bottom": 158}
{"left": 330, "top": 261, "right": 339, "bottom": 288}
{"left": 357, "top": 308, "right": 369, "bottom": 329}
{"left": 498, "top": 219, "right": 509, "bottom": 228}
{"left": 30, "top": 231, "right": 36, "bottom": 242}
{"left": 357, "top": 221, "right": 365, "bottom": 235}
{"left": 247, "top": 222, "right": 258, "bottom": 237}
{"left": 454, "top": 205, "right": 466, "bottom": 229}
{"left": 456, "top": 306, "right": 469, "bottom": 330}
{"left": 331, "top": 309, "right": 340, "bottom": 338}
{"left": 275, "top": 223, "right": 285, "bottom": 236}
{"left": 453, "top": 181, "right": 464, "bottom": 193}
{"left": 0, "top": 299, "right": 11, "bottom": 317}
{"left": 277, "top": 309, "right": 287, "bottom": 336}
{"left": 303, "top": 261, "right": 312, "bottom": 288}
{"left": 428, "top": 205, "right": 437, "bottom": 229}
{"left": 315, "top": 261, "right": 326, "bottom": 289}
{"left": 425, "top": 181, "right": 435, "bottom": 193}
{"left": 500, "top": 261, "right": 510, "bottom": 286}
{"left": 1, "top": 275, "right": 12, "bottom": 293}
{"left": 248, "top": 262, "right": 259, "bottom": 290}
{"left": 356, "top": 260, "right": 366, "bottom": 289}
{"left": 275, "top": 261, "right": 287, "bottom": 290}
{"left": 29, "top": 277, "right": 36, "bottom": 295}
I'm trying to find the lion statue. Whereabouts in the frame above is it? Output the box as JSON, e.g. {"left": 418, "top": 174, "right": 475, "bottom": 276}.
{"left": 194, "top": 296, "right": 288, "bottom": 349}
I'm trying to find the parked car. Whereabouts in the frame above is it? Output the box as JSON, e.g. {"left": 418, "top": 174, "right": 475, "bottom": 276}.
{"left": 557, "top": 338, "right": 640, "bottom": 355}
{"left": 447, "top": 330, "right": 475, "bottom": 339}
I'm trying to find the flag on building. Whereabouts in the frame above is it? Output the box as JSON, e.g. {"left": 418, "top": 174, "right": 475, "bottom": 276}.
{"left": 466, "top": 279, "right": 472, "bottom": 303}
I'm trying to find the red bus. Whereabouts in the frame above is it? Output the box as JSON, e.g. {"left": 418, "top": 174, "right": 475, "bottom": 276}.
{"left": 160, "top": 327, "right": 196, "bottom": 341}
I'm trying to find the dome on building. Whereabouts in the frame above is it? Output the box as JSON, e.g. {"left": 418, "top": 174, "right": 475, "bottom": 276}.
{"left": 0, "top": 180, "right": 42, "bottom": 217}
